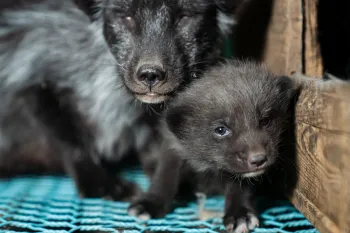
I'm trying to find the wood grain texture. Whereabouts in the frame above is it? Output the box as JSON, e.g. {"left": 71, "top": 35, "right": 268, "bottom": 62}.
{"left": 289, "top": 77, "right": 350, "bottom": 233}
{"left": 304, "top": 0, "right": 324, "bottom": 77}
{"left": 234, "top": 0, "right": 324, "bottom": 76}
{"left": 232, "top": 0, "right": 303, "bottom": 75}
{"left": 263, "top": 0, "right": 303, "bottom": 75}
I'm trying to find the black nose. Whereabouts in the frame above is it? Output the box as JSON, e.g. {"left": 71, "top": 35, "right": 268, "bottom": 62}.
{"left": 248, "top": 154, "right": 267, "bottom": 168}
{"left": 137, "top": 65, "right": 166, "bottom": 88}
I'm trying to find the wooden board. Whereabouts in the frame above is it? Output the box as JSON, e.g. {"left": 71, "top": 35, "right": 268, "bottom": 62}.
{"left": 261, "top": 0, "right": 323, "bottom": 76}
{"left": 233, "top": 0, "right": 303, "bottom": 76}
{"left": 234, "top": 0, "right": 324, "bottom": 76}
{"left": 263, "top": 0, "right": 303, "bottom": 76}
{"left": 304, "top": 0, "right": 323, "bottom": 77}
{"left": 288, "top": 77, "right": 350, "bottom": 233}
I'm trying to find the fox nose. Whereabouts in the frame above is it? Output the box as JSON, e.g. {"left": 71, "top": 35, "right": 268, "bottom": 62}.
{"left": 137, "top": 65, "right": 166, "bottom": 88}
{"left": 247, "top": 154, "right": 267, "bottom": 168}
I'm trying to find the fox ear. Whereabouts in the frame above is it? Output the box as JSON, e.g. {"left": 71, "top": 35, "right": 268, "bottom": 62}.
{"left": 276, "top": 76, "right": 296, "bottom": 100}
{"left": 165, "top": 105, "right": 193, "bottom": 139}
{"left": 165, "top": 106, "right": 185, "bottom": 138}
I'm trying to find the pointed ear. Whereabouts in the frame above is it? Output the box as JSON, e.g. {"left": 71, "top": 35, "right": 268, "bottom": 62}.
{"left": 276, "top": 76, "right": 296, "bottom": 100}
{"left": 165, "top": 105, "right": 193, "bottom": 139}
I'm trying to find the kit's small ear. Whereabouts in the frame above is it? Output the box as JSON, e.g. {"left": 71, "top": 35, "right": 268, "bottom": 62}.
{"left": 165, "top": 105, "right": 193, "bottom": 139}
{"left": 73, "top": 0, "right": 103, "bottom": 21}
{"left": 276, "top": 76, "right": 296, "bottom": 100}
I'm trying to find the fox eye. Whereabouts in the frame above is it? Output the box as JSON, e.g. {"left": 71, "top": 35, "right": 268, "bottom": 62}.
{"left": 214, "top": 126, "right": 230, "bottom": 137}
{"left": 176, "top": 15, "right": 191, "bottom": 28}
{"left": 259, "top": 117, "right": 271, "bottom": 127}
{"left": 122, "top": 16, "right": 136, "bottom": 30}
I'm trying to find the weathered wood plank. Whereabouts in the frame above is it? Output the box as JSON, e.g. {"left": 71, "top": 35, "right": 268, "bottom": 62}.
{"left": 233, "top": 0, "right": 303, "bottom": 75}
{"left": 263, "top": 0, "right": 303, "bottom": 75}
{"left": 288, "top": 77, "right": 350, "bottom": 233}
{"left": 304, "top": 0, "right": 324, "bottom": 77}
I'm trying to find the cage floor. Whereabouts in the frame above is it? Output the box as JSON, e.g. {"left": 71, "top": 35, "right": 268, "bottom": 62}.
{"left": 0, "top": 168, "right": 319, "bottom": 233}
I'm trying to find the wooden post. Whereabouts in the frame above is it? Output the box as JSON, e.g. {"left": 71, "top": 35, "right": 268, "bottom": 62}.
{"left": 234, "top": 0, "right": 323, "bottom": 76}
{"left": 261, "top": 0, "right": 323, "bottom": 76}
{"left": 263, "top": 0, "right": 303, "bottom": 76}
{"left": 234, "top": 0, "right": 303, "bottom": 76}
{"left": 304, "top": 0, "right": 323, "bottom": 77}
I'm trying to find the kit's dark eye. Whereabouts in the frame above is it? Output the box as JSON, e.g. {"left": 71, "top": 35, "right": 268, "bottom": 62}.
{"left": 214, "top": 126, "right": 230, "bottom": 137}
{"left": 259, "top": 117, "right": 271, "bottom": 127}
{"left": 176, "top": 15, "right": 191, "bottom": 28}
{"left": 122, "top": 16, "right": 136, "bottom": 30}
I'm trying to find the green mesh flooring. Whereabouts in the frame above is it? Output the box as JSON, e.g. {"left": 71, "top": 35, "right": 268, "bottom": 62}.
{"left": 0, "top": 168, "right": 319, "bottom": 233}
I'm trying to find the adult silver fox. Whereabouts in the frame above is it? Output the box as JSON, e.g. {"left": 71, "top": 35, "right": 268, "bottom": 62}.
{"left": 0, "top": 0, "right": 242, "bottom": 200}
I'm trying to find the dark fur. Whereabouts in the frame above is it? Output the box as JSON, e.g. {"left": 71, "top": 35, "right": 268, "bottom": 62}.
{"left": 0, "top": 0, "right": 150, "bottom": 199}
{"left": 74, "top": 0, "right": 238, "bottom": 105}
{"left": 163, "top": 60, "right": 296, "bottom": 232}
{"left": 0, "top": 0, "right": 242, "bottom": 200}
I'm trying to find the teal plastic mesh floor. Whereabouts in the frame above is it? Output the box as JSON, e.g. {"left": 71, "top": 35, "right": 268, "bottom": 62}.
{"left": 0, "top": 168, "right": 319, "bottom": 233}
